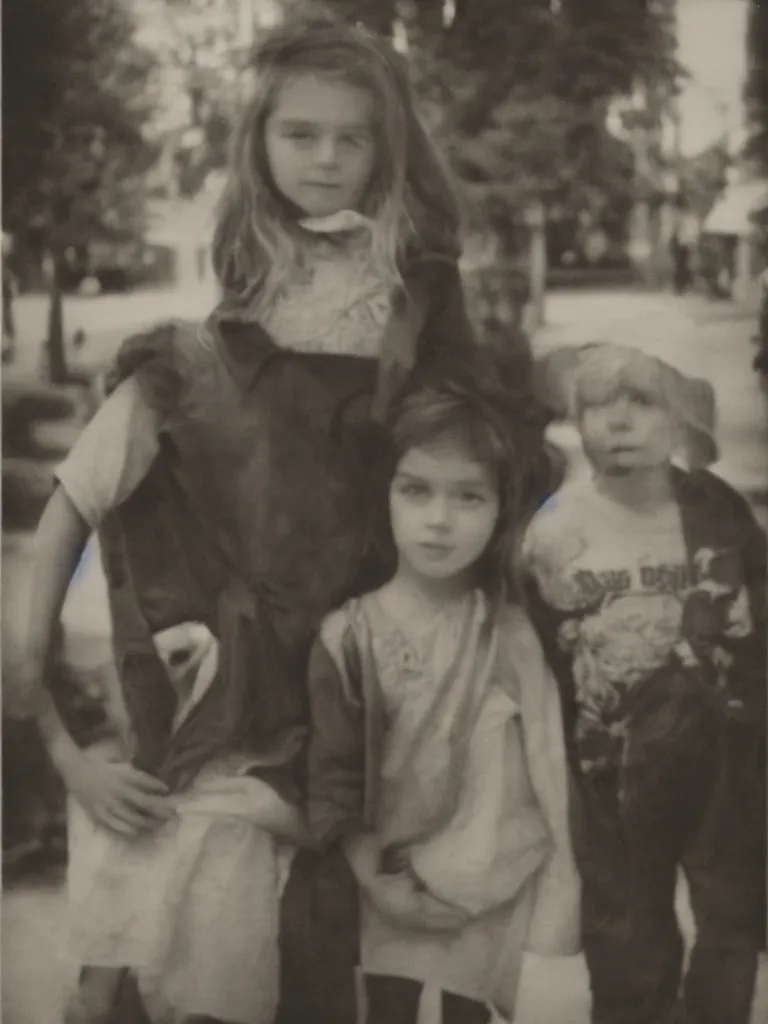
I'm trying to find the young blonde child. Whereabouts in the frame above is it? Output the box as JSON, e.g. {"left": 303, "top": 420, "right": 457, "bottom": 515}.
{"left": 302, "top": 355, "right": 580, "bottom": 1024}
{"left": 525, "top": 344, "right": 767, "bottom": 1024}
{"left": 22, "top": 11, "right": 481, "bottom": 1023}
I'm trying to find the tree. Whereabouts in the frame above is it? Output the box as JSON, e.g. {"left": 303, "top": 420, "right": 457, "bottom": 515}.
{"left": 2, "top": 0, "right": 157, "bottom": 380}
{"left": 135, "top": 0, "right": 253, "bottom": 199}
{"left": 744, "top": 0, "right": 768, "bottom": 176}
{"left": 285, "top": 1, "right": 679, "bottom": 248}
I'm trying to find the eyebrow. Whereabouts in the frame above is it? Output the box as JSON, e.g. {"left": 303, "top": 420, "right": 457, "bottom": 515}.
{"left": 274, "top": 117, "right": 372, "bottom": 132}
{"left": 395, "top": 470, "right": 493, "bottom": 488}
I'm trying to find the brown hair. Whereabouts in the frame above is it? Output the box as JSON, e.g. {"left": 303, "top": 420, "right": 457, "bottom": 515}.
{"left": 385, "top": 350, "right": 553, "bottom": 607}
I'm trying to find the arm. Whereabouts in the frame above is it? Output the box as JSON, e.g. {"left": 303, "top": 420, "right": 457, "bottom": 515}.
{"left": 22, "top": 382, "right": 173, "bottom": 837}
{"left": 727, "top": 493, "right": 767, "bottom": 728}
{"left": 306, "top": 621, "right": 468, "bottom": 932}
{"left": 305, "top": 625, "right": 367, "bottom": 850}
{"left": 520, "top": 516, "right": 581, "bottom": 765}
{"left": 29, "top": 489, "right": 90, "bottom": 774}
{"left": 418, "top": 260, "right": 477, "bottom": 362}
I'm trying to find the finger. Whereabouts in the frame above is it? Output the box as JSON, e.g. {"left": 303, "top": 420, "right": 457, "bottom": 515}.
{"left": 95, "top": 809, "right": 141, "bottom": 839}
{"left": 121, "top": 770, "right": 170, "bottom": 794}
{"left": 122, "top": 791, "right": 176, "bottom": 820}
{"left": 110, "top": 802, "right": 162, "bottom": 834}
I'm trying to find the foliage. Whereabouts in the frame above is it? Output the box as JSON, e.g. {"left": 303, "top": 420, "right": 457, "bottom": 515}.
{"left": 283, "top": 0, "right": 681, "bottom": 248}
{"left": 744, "top": 0, "right": 768, "bottom": 175}
{"left": 136, "top": 0, "right": 252, "bottom": 197}
{"left": 2, "top": 0, "right": 158, "bottom": 248}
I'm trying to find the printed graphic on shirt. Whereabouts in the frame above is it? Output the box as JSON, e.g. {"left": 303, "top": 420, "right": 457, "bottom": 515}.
{"left": 526, "top": 494, "right": 754, "bottom": 770}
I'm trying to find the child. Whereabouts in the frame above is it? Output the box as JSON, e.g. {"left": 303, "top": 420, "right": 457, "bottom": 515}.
{"left": 302, "top": 358, "right": 580, "bottom": 1024}
{"left": 524, "top": 343, "right": 767, "bottom": 1024}
{"left": 22, "top": 11, "right": 484, "bottom": 1023}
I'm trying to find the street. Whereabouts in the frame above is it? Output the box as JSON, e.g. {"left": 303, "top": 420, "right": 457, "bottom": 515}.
{"left": 2, "top": 285, "right": 768, "bottom": 1023}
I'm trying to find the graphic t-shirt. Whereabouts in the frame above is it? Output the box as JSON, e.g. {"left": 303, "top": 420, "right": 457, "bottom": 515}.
{"left": 524, "top": 478, "right": 754, "bottom": 767}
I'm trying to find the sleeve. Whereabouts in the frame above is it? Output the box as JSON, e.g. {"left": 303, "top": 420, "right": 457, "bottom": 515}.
{"left": 305, "top": 619, "right": 367, "bottom": 850}
{"left": 55, "top": 377, "right": 161, "bottom": 529}
{"left": 521, "top": 514, "right": 580, "bottom": 763}
{"left": 725, "top": 488, "right": 767, "bottom": 728}
{"left": 418, "top": 259, "right": 477, "bottom": 361}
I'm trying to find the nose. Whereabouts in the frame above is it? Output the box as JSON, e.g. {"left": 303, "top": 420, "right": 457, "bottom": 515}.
{"left": 606, "top": 396, "right": 634, "bottom": 429}
{"left": 315, "top": 133, "right": 340, "bottom": 167}
{"left": 425, "top": 493, "right": 451, "bottom": 529}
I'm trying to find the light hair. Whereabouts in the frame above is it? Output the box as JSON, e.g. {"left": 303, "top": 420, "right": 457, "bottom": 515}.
{"left": 211, "top": 10, "right": 461, "bottom": 317}
{"left": 569, "top": 343, "right": 718, "bottom": 468}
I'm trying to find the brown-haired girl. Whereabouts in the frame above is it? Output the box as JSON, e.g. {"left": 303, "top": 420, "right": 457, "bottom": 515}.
{"left": 303, "top": 356, "right": 580, "bottom": 1024}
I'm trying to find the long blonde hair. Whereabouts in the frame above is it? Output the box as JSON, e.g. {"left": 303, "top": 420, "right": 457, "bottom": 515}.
{"left": 211, "top": 10, "right": 462, "bottom": 316}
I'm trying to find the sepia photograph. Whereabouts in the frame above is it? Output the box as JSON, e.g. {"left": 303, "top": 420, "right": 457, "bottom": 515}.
{"left": 2, "top": 0, "right": 767, "bottom": 1022}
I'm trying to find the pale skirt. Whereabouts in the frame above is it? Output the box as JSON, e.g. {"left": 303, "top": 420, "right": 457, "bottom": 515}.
{"left": 67, "top": 766, "right": 298, "bottom": 1024}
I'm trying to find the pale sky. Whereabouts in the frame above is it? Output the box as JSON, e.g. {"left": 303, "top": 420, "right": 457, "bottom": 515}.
{"left": 677, "top": 0, "right": 750, "bottom": 155}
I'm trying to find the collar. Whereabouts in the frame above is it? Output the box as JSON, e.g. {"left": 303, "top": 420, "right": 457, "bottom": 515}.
{"left": 209, "top": 250, "right": 454, "bottom": 393}
{"left": 298, "top": 210, "right": 373, "bottom": 235}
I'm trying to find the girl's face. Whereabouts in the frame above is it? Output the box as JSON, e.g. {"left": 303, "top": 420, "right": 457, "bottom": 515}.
{"left": 265, "top": 73, "right": 377, "bottom": 218}
{"left": 389, "top": 437, "right": 500, "bottom": 583}
{"left": 578, "top": 386, "right": 677, "bottom": 475}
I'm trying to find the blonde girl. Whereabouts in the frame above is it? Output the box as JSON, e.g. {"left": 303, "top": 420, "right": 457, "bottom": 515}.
{"left": 23, "top": 9, "right": 480, "bottom": 1023}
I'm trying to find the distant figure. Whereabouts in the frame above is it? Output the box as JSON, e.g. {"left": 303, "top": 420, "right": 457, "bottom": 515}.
{"left": 671, "top": 232, "right": 692, "bottom": 295}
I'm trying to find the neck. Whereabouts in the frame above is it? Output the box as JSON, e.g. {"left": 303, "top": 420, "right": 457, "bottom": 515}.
{"left": 594, "top": 463, "right": 675, "bottom": 512}
{"left": 390, "top": 564, "right": 474, "bottom": 611}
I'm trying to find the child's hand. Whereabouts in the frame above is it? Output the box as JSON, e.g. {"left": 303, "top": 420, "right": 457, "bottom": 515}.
{"left": 368, "top": 873, "right": 468, "bottom": 934}
{"left": 64, "top": 749, "right": 175, "bottom": 839}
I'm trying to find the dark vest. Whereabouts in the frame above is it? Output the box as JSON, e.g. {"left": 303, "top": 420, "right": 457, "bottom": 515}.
{"left": 99, "top": 257, "right": 476, "bottom": 792}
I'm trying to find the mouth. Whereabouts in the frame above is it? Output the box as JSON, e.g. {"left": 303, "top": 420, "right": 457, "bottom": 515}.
{"left": 418, "top": 542, "right": 454, "bottom": 557}
{"left": 303, "top": 181, "right": 341, "bottom": 189}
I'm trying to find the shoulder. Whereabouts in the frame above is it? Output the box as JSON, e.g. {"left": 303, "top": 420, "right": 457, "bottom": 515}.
{"left": 496, "top": 603, "right": 544, "bottom": 652}
{"left": 318, "top": 598, "right": 372, "bottom": 663}
{"left": 525, "top": 480, "right": 591, "bottom": 549}
{"left": 315, "top": 601, "right": 372, "bottom": 705}
{"left": 401, "top": 250, "right": 461, "bottom": 304}
{"left": 318, "top": 605, "right": 356, "bottom": 655}
{"left": 676, "top": 467, "right": 760, "bottom": 530}
{"left": 494, "top": 604, "right": 559, "bottom": 697}
{"left": 106, "top": 320, "right": 211, "bottom": 413}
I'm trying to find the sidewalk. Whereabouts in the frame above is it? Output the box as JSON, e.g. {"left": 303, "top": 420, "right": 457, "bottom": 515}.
{"left": 4, "top": 281, "right": 220, "bottom": 382}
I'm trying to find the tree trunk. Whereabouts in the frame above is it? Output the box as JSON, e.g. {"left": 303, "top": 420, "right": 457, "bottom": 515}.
{"left": 46, "top": 247, "right": 68, "bottom": 384}
{"left": 525, "top": 199, "right": 547, "bottom": 333}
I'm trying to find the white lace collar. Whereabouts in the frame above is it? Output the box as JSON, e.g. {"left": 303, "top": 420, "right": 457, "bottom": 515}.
{"left": 298, "top": 209, "right": 373, "bottom": 235}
